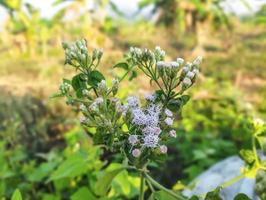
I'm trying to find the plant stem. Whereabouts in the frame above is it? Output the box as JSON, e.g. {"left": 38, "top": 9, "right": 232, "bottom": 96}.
{"left": 139, "top": 172, "right": 145, "bottom": 200}
{"left": 144, "top": 173, "right": 187, "bottom": 200}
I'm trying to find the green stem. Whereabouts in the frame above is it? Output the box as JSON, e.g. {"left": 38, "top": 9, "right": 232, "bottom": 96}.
{"left": 144, "top": 173, "right": 187, "bottom": 200}
{"left": 252, "top": 136, "right": 259, "bottom": 164}
{"left": 139, "top": 172, "right": 145, "bottom": 200}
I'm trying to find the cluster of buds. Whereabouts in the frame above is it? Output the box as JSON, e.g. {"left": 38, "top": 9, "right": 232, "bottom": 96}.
{"left": 180, "top": 57, "right": 202, "bottom": 90}
{"left": 62, "top": 39, "right": 89, "bottom": 67}
{"left": 129, "top": 46, "right": 165, "bottom": 65}
{"left": 59, "top": 81, "right": 71, "bottom": 95}
{"left": 62, "top": 39, "right": 104, "bottom": 71}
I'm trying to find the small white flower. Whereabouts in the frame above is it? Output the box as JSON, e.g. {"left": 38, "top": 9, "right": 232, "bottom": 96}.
{"left": 182, "top": 66, "right": 190, "bottom": 74}
{"left": 145, "top": 93, "right": 156, "bottom": 102}
{"left": 98, "top": 80, "right": 106, "bottom": 88}
{"left": 89, "top": 102, "right": 98, "bottom": 111}
{"left": 182, "top": 77, "right": 192, "bottom": 88}
{"left": 128, "top": 135, "right": 138, "bottom": 145}
{"left": 143, "top": 126, "right": 161, "bottom": 136}
{"left": 79, "top": 104, "right": 86, "bottom": 111}
{"left": 132, "top": 149, "right": 141, "bottom": 157}
{"left": 143, "top": 134, "right": 159, "bottom": 148}
{"left": 186, "top": 71, "right": 195, "bottom": 79}
{"left": 112, "top": 78, "right": 119, "bottom": 87}
{"left": 79, "top": 116, "right": 86, "bottom": 124}
{"left": 169, "top": 130, "right": 177, "bottom": 138}
{"left": 122, "top": 105, "right": 129, "bottom": 117}
{"left": 165, "top": 117, "right": 173, "bottom": 126}
{"left": 170, "top": 61, "right": 179, "bottom": 68}
{"left": 165, "top": 109, "right": 173, "bottom": 117}
{"left": 82, "top": 89, "right": 89, "bottom": 96}
{"left": 192, "top": 68, "right": 199, "bottom": 75}
{"left": 159, "top": 145, "right": 168, "bottom": 154}
{"left": 131, "top": 108, "right": 147, "bottom": 125}
{"left": 127, "top": 96, "right": 140, "bottom": 108}
{"left": 176, "top": 58, "right": 184, "bottom": 65}
{"left": 95, "top": 97, "right": 104, "bottom": 104}
{"left": 156, "top": 61, "right": 165, "bottom": 69}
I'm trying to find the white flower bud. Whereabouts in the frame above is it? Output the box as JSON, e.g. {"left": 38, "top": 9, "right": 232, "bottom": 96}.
{"left": 192, "top": 68, "right": 199, "bottom": 75}
{"left": 169, "top": 130, "right": 177, "bottom": 138}
{"left": 128, "top": 135, "right": 138, "bottom": 145}
{"left": 159, "top": 145, "right": 168, "bottom": 154}
{"left": 170, "top": 61, "right": 179, "bottom": 69}
{"left": 82, "top": 89, "right": 89, "bottom": 96}
{"left": 132, "top": 149, "right": 141, "bottom": 157}
{"left": 176, "top": 58, "right": 184, "bottom": 65}
{"left": 95, "top": 97, "right": 104, "bottom": 105}
{"left": 79, "top": 104, "right": 86, "bottom": 111}
{"left": 186, "top": 71, "right": 195, "bottom": 79}
{"left": 165, "top": 109, "right": 173, "bottom": 117}
{"left": 164, "top": 117, "right": 173, "bottom": 126}
{"left": 80, "top": 116, "right": 86, "bottom": 124}
{"left": 156, "top": 61, "right": 165, "bottom": 69}
{"left": 182, "top": 77, "right": 192, "bottom": 88}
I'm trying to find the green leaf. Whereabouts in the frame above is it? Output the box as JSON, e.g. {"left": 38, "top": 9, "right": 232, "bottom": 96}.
{"left": 48, "top": 153, "right": 88, "bottom": 181}
{"left": 72, "top": 73, "right": 86, "bottom": 91}
{"left": 113, "top": 62, "right": 129, "bottom": 70}
{"left": 239, "top": 149, "right": 256, "bottom": 165}
{"left": 205, "top": 187, "right": 222, "bottom": 200}
{"left": 87, "top": 70, "right": 105, "bottom": 87}
{"left": 11, "top": 189, "right": 22, "bottom": 200}
{"left": 189, "top": 195, "right": 200, "bottom": 200}
{"left": 49, "top": 93, "right": 64, "bottom": 99}
{"left": 180, "top": 95, "right": 190, "bottom": 105}
{"left": 71, "top": 187, "right": 97, "bottom": 200}
{"left": 129, "top": 70, "right": 137, "bottom": 81}
{"left": 28, "top": 162, "right": 58, "bottom": 182}
{"left": 94, "top": 168, "right": 125, "bottom": 196}
{"left": 234, "top": 193, "right": 251, "bottom": 200}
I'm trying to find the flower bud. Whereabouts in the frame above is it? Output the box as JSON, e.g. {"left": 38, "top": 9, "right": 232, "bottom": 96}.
{"left": 132, "top": 149, "right": 141, "bottom": 157}
{"left": 79, "top": 104, "right": 87, "bottom": 111}
{"left": 176, "top": 58, "right": 184, "bottom": 65}
{"left": 186, "top": 71, "right": 195, "bottom": 79}
{"left": 193, "top": 56, "right": 203, "bottom": 66}
{"left": 82, "top": 89, "right": 90, "bottom": 96}
{"left": 97, "top": 80, "right": 108, "bottom": 95}
{"left": 169, "top": 130, "right": 177, "bottom": 138}
{"left": 159, "top": 145, "right": 167, "bottom": 154}
{"left": 80, "top": 116, "right": 86, "bottom": 124}
{"left": 128, "top": 135, "right": 138, "bottom": 145}
{"left": 97, "top": 48, "right": 103, "bottom": 60}
{"left": 165, "top": 109, "right": 173, "bottom": 117}
{"left": 164, "top": 117, "right": 173, "bottom": 126}
{"left": 111, "top": 79, "right": 119, "bottom": 95}
{"left": 182, "top": 77, "right": 192, "bottom": 89}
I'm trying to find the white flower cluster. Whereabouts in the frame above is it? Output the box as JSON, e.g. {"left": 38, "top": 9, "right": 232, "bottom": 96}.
{"left": 125, "top": 96, "right": 177, "bottom": 157}
{"left": 181, "top": 56, "right": 202, "bottom": 89}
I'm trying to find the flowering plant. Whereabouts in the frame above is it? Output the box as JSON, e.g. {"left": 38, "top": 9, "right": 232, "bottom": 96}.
{"left": 56, "top": 39, "right": 203, "bottom": 199}
{"left": 54, "top": 39, "right": 266, "bottom": 200}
